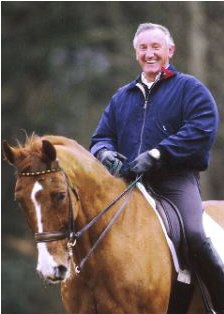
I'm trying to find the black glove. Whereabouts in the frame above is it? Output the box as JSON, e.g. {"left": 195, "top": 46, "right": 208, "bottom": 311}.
{"left": 129, "top": 149, "right": 161, "bottom": 174}
{"left": 97, "top": 149, "right": 127, "bottom": 176}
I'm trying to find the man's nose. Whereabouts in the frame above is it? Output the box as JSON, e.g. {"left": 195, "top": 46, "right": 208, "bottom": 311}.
{"left": 145, "top": 48, "right": 155, "bottom": 58}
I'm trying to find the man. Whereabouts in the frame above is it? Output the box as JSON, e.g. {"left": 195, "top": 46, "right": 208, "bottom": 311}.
{"left": 90, "top": 23, "right": 224, "bottom": 313}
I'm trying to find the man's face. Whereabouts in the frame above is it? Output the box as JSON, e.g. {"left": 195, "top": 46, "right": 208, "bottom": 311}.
{"left": 135, "top": 29, "right": 175, "bottom": 82}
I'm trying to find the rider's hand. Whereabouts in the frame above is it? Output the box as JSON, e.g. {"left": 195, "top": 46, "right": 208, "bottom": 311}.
{"left": 97, "top": 149, "right": 127, "bottom": 176}
{"left": 129, "top": 149, "right": 161, "bottom": 174}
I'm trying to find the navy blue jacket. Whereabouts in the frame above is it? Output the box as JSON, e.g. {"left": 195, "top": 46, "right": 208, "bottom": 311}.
{"left": 90, "top": 65, "right": 219, "bottom": 171}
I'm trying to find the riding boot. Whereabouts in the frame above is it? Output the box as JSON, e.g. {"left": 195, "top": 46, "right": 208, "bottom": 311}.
{"left": 193, "top": 238, "right": 224, "bottom": 313}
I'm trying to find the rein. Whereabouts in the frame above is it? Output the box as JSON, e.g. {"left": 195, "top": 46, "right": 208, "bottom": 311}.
{"left": 73, "top": 175, "right": 141, "bottom": 240}
{"left": 18, "top": 168, "right": 142, "bottom": 273}
{"left": 73, "top": 175, "right": 141, "bottom": 273}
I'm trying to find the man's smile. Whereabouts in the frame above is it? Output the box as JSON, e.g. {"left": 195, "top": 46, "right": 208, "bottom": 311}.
{"left": 146, "top": 60, "right": 157, "bottom": 64}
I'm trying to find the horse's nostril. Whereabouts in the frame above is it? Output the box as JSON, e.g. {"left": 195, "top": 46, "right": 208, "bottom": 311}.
{"left": 54, "top": 265, "right": 67, "bottom": 279}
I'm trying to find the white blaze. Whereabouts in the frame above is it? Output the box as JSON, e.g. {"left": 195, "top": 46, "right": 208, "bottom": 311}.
{"left": 31, "top": 181, "right": 58, "bottom": 278}
{"left": 31, "top": 182, "right": 44, "bottom": 232}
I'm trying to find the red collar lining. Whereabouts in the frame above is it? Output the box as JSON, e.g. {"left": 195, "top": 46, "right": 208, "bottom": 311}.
{"left": 161, "top": 66, "right": 176, "bottom": 80}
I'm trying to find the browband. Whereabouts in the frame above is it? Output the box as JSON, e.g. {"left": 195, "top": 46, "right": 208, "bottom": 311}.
{"left": 17, "top": 168, "right": 62, "bottom": 177}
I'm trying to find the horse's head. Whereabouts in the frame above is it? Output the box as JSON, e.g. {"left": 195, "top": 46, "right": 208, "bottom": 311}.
{"left": 3, "top": 136, "right": 79, "bottom": 284}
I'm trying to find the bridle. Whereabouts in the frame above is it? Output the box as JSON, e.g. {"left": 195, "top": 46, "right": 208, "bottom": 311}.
{"left": 17, "top": 167, "right": 142, "bottom": 273}
{"left": 18, "top": 167, "right": 78, "bottom": 244}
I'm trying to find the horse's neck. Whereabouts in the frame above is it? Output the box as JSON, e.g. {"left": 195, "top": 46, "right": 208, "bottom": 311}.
{"left": 77, "top": 170, "right": 126, "bottom": 222}
{"left": 59, "top": 147, "right": 128, "bottom": 263}
{"left": 57, "top": 145, "right": 126, "bottom": 220}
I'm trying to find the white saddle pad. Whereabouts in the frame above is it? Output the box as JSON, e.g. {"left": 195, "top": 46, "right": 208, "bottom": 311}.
{"left": 203, "top": 212, "right": 224, "bottom": 262}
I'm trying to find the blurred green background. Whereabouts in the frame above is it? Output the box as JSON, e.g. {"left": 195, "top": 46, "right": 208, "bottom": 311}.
{"left": 2, "top": 2, "right": 224, "bottom": 314}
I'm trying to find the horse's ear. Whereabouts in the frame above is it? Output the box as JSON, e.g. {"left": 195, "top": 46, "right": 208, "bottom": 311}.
{"left": 3, "top": 141, "right": 16, "bottom": 165}
{"left": 42, "top": 140, "right": 57, "bottom": 162}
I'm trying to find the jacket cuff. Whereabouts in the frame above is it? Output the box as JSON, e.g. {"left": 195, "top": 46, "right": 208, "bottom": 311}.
{"left": 155, "top": 145, "right": 171, "bottom": 164}
{"left": 90, "top": 143, "right": 115, "bottom": 157}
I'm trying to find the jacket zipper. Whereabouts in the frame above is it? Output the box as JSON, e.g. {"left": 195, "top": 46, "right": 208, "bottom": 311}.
{"left": 137, "top": 93, "right": 149, "bottom": 155}
{"left": 137, "top": 72, "right": 163, "bottom": 156}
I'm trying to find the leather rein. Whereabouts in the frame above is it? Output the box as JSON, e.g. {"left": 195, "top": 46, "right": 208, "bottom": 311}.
{"left": 17, "top": 167, "right": 141, "bottom": 273}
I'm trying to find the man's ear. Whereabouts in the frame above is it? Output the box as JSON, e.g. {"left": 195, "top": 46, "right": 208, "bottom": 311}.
{"left": 169, "top": 44, "right": 176, "bottom": 59}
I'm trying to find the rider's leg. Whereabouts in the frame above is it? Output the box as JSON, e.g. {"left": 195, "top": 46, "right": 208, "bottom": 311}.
{"left": 149, "top": 170, "right": 224, "bottom": 313}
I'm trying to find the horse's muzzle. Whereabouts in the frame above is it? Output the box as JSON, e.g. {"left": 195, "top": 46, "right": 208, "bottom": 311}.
{"left": 37, "top": 265, "right": 68, "bottom": 284}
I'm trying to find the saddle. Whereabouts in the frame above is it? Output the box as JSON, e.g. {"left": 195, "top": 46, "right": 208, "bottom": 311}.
{"left": 156, "top": 196, "right": 190, "bottom": 273}
{"left": 156, "top": 195, "right": 198, "bottom": 314}
{"left": 138, "top": 181, "right": 191, "bottom": 277}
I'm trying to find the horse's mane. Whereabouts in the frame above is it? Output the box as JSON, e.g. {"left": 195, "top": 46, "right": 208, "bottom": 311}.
{"left": 9, "top": 133, "right": 46, "bottom": 172}
{"left": 43, "top": 134, "right": 89, "bottom": 157}
{"left": 10, "top": 133, "right": 98, "bottom": 173}
{"left": 42, "top": 134, "right": 99, "bottom": 171}
{"left": 10, "top": 133, "right": 124, "bottom": 192}
{"left": 14, "top": 133, "right": 92, "bottom": 161}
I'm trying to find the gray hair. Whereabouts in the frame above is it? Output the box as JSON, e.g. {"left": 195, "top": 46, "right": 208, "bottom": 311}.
{"left": 133, "top": 23, "right": 175, "bottom": 49}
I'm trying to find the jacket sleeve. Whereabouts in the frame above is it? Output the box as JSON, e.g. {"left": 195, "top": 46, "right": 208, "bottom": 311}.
{"left": 90, "top": 96, "right": 118, "bottom": 156}
{"left": 157, "top": 79, "right": 219, "bottom": 168}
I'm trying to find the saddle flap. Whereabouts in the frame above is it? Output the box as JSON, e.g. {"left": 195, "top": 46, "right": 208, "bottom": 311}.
{"left": 156, "top": 197, "right": 190, "bottom": 271}
{"left": 137, "top": 182, "right": 191, "bottom": 283}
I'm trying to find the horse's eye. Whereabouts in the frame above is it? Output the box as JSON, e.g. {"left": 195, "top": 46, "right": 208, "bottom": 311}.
{"left": 52, "top": 192, "right": 66, "bottom": 202}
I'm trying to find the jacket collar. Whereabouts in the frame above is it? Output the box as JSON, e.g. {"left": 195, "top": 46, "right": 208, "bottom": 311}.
{"left": 160, "top": 64, "right": 176, "bottom": 80}
{"left": 128, "top": 64, "right": 177, "bottom": 91}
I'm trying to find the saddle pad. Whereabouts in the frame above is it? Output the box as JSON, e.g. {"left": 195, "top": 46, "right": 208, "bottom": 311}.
{"left": 203, "top": 212, "right": 224, "bottom": 262}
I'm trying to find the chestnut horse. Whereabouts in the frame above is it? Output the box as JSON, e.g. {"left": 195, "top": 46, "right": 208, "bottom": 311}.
{"left": 3, "top": 135, "right": 224, "bottom": 314}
